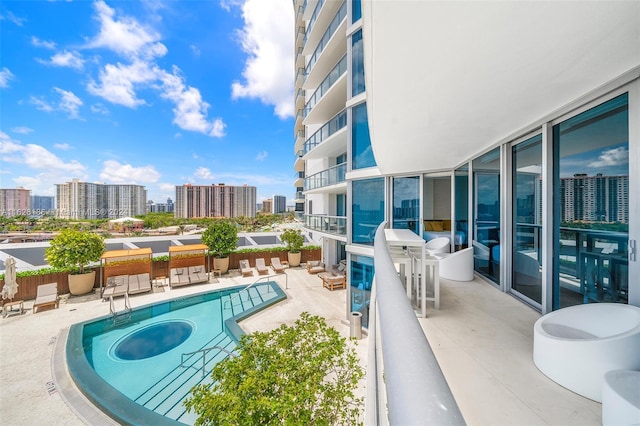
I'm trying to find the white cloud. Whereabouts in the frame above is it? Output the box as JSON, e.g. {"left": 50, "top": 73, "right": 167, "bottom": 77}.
{"left": 86, "top": 0, "right": 166, "bottom": 60}
{"left": 231, "top": 0, "right": 294, "bottom": 119}
{"left": 588, "top": 147, "right": 629, "bottom": 168}
{"left": 99, "top": 160, "right": 160, "bottom": 184}
{"left": 30, "top": 96, "right": 54, "bottom": 112}
{"left": 90, "top": 103, "right": 109, "bottom": 115}
{"left": 54, "top": 143, "right": 71, "bottom": 150}
{"left": 12, "top": 126, "right": 33, "bottom": 135}
{"left": 158, "top": 67, "right": 226, "bottom": 137}
{"left": 0, "top": 67, "right": 15, "bottom": 88}
{"left": 53, "top": 87, "right": 83, "bottom": 119}
{"left": 1, "top": 11, "right": 26, "bottom": 27}
{"left": 37, "top": 50, "right": 85, "bottom": 70}
{"left": 256, "top": 150, "right": 268, "bottom": 161}
{"left": 159, "top": 182, "right": 176, "bottom": 193}
{"left": 31, "top": 36, "right": 57, "bottom": 49}
{"left": 0, "top": 133, "right": 88, "bottom": 195}
{"left": 87, "top": 60, "right": 156, "bottom": 107}
{"left": 194, "top": 167, "right": 214, "bottom": 180}
{"left": 189, "top": 44, "right": 200, "bottom": 56}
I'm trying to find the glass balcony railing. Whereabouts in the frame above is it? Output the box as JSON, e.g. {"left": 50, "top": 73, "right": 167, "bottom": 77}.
{"left": 303, "top": 109, "right": 346, "bottom": 154}
{"left": 304, "top": 163, "right": 346, "bottom": 191}
{"left": 304, "top": 54, "right": 347, "bottom": 116}
{"left": 305, "top": 214, "right": 346, "bottom": 236}
{"left": 303, "top": 0, "right": 325, "bottom": 46}
{"left": 305, "top": 1, "right": 346, "bottom": 78}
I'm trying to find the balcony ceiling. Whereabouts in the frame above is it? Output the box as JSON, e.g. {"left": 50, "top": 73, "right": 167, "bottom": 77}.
{"left": 303, "top": 75, "right": 347, "bottom": 126}
{"left": 362, "top": 1, "right": 640, "bottom": 176}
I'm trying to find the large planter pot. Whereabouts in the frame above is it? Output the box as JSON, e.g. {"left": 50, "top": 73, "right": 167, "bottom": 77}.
{"left": 287, "top": 252, "right": 302, "bottom": 267}
{"left": 214, "top": 257, "right": 230, "bottom": 274}
{"left": 68, "top": 271, "right": 96, "bottom": 295}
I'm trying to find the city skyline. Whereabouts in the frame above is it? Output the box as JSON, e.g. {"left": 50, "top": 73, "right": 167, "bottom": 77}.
{"left": 0, "top": 0, "right": 295, "bottom": 204}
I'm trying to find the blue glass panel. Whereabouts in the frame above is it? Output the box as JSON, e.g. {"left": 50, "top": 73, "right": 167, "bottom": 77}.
{"left": 454, "top": 165, "right": 469, "bottom": 249}
{"left": 352, "top": 178, "right": 384, "bottom": 245}
{"left": 350, "top": 254, "right": 373, "bottom": 328}
{"left": 351, "top": 30, "right": 365, "bottom": 96}
{"left": 553, "top": 93, "right": 629, "bottom": 309}
{"left": 352, "top": 103, "right": 376, "bottom": 169}
{"left": 393, "top": 176, "right": 420, "bottom": 235}
{"left": 352, "top": 0, "right": 362, "bottom": 23}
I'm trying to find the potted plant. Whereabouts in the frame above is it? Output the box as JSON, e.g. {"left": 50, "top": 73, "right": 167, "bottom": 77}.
{"left": 280, "top": 228, "right": 304, "bottom": 267}
{"left": 45, "top": 228, "right": 106, "bottom": 295}
{"left": 202, "top": 220, "right": 238, "bottom": 274}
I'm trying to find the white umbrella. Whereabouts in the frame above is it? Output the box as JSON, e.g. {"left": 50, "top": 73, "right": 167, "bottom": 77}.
{"left": 1, "top": 257, "right": 18, "bottom": 301}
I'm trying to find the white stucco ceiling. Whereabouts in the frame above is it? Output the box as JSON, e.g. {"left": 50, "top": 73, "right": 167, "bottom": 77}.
{"left": 362, "top": 1, "right": 640, "bottom": 175}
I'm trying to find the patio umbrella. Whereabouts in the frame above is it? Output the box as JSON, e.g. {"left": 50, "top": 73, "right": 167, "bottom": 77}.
{"left": 1, "top": 257, "right": 18, "bottom": 301}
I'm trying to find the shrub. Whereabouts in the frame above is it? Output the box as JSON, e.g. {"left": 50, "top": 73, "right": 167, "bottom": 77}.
{"left": 201, "top": 220, "right": 238, "bottom": 258}
{"left": 44, "top": 229, "right": 105, "bottom": 274}
{"left": 280, "top": 228, "right": 304, "bottom": 253}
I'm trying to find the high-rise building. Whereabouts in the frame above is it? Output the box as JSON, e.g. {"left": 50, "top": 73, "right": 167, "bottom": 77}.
{"left": 148, "top": 198, "right": 174, "bottom": 213}
{"left": 294, "top": 0, "right": 639, "bottom": 323}
{"left": 0, "top": 187, "right": 31, "bottom": 217}
{"left": 174, "top": 184, "right": 256, "bottom": 219}
{"left": 55, "top": 179, "right": 147, "bottom": 219}
{"left": 30, "top": 195, "right": 55, "bottom": 216}
{"left": 272, "top": 195, "right": 286, "bottom": 214}
{"left": 261, "top": 198, "right": 273, "bottom": 214}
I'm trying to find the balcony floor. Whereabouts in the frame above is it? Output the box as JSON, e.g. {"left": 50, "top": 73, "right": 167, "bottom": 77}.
{"left": 419, "top": 276, "right": 602, "bottom": 425}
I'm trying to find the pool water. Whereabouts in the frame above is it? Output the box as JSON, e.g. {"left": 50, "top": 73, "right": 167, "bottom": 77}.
{"left": 68, "top": 282, "right": 286, "bottom": 425}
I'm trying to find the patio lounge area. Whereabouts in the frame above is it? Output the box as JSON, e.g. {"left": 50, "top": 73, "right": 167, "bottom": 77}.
{"left": 0, "top": 266, "right": 601, "bottom": 425}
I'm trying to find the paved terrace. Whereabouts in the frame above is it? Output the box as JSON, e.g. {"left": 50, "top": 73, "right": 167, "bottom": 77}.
{"left": 0, "top": 267, "right": 600, "bottom": 425}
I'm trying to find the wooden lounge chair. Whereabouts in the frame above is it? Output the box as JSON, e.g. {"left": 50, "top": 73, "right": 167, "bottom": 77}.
{"left": 255, "top": 258, "right": 269, "bottom": 275}
{"left": 239, "top": 260, "right": 253, "bottom": 277}
{"left": 307, "top": 260, "right": 325, "bottom": 274}
{"left": 318, "top": 273, "right": 346, "bottom": 291}
{"left": 33, "top": 282, "right": 59, "bottom": 313}
{"left": 271, "top": 257, "right": 286, "bottom": 274}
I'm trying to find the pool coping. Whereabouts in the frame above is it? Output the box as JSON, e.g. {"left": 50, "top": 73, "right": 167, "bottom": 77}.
{"left": 54, "top": 282, "right": 287, "bottom": 425}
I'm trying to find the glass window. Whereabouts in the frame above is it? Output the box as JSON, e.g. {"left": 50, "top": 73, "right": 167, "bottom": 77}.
{"left": 473, "top": 148, "right": 501, "bottom": 283}
{"left": 352, "top": 0, "right": 362, "bottom": 23}
{"left": 350, "top": 254, "right": 373, "bottom": 328}
{"left": 512, "top": 135, "right": 542, "bottom": 305}
{"left": 553, "top": 93, "right": 629, "bottom": 308}
{"left": 351, "top": 30, "right": 365, "bottom": 97}
{"left": 352, "top": 103, "right": 376, "bottom": 169}
{"left": 454, "top": 165, "right": 469, "bottom": 250}
{"left": 352, "top": 178, "right": 384, "bottom": 245}
{"left": 393, "top": 176, "right": 420, "bottom": 235}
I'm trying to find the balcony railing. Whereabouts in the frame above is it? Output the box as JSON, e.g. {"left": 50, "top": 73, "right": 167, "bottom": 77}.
{"left": 304, "top": 163, "right": 346, "bottom": 191}
{"left": 304, "top": 54, "right": 347, "bottom": 116}
{"left": 366, "top": 222, "right": 465, "bottom": 424}
{"left": 305, "top": 214, "right": 346, "bottom": 236}
{"left": 303, "top": 0, "right": 325, "bottom": 46}
{"left": 303, "top": 109, "right": 347, "bottom": 155}
{"left": 305, "top": 1, "right": 346, "bottom": 78}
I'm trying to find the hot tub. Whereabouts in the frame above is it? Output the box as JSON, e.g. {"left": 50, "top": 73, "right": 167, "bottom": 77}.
{"left": 533, "top": 303, "right": 640, "bottom": 402}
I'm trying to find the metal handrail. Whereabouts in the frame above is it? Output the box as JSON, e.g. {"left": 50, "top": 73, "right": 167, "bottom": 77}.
{"left": 109, "top": 293, "right": 131, "bottom": 316}
{"left": 367, "top": 222, "right": 465, "bottom": 424}
{"left": 223, "top": 273, "right": 286, "bottom": 309}
{"left": 181, "top": 346, "right": 237, "bottom": 378}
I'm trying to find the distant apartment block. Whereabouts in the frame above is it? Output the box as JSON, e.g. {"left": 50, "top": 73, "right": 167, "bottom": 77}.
{"left": 0, "top": 187, "right": 31, "bottom": 217}
{"left": 56, "top": 179, "right": 147, "bottom": 219}
{"left": 261, "top": 199, "right": 273, "bottom": 214}
{"left": 31, "top": 195, "right": 55, "bottom": 216}
{"left": 560, "top": 174, "right": 629, "bottom": 223}
{"left": 272, "top": 195, "right": 287, "bottom": 214}
{"left": 148, "top": 198, "right": 174, "bottom": 213}
{"left": 174, "top": 183, "right": 257, "bottom": 219}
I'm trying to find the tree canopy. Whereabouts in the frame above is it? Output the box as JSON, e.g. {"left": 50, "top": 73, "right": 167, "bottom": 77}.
{"left": 185, "top": 312, "right": 364, "bottom": 425}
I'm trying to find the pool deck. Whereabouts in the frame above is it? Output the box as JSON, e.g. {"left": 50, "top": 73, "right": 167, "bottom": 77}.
{"left": 0, "top": 266, "right": 360, "bottom": 425}
{"left": 0, "top": 266, "right": 602, "bottom": 425}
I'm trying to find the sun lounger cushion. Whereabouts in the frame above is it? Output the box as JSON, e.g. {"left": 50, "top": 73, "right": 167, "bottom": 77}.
{"left": 129, "top": 273, "right": 152, "bottom": 294}
{"left": 33, "top": 282, "right": 59, "bottom": 313}
{"left": 255, "top": 258, "right": 269, "bottom": 275}
{"left": 103, "top": 275, "right": 129, "bottom": 298}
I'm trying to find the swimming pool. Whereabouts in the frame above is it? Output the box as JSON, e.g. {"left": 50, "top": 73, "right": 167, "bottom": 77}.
{"left": 66, "top": 282, "right": 286, "bottom": 425}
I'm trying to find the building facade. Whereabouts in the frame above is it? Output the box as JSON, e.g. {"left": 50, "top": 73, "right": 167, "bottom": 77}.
{"left": 30, "top": 195, "right": 55, "bottom": 216}
{"left": 148, "top": 198, "right": 175, "bottom": 213}
{"left": 272, "top": 195, "right": 287, "bottom": 214}
{"left": 0, "top": 187, "right": 31, "bottom": 217}
{"left": 294, "top": 0, "right": 639, "bottom": 324}
{"left": 174, "top": 184, "right": 257, "bottom": 219}
{"left": 55, "top": 179, "right": 147, "bottom": 219}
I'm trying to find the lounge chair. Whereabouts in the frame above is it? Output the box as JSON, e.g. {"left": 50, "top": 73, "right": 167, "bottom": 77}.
{"left": 128, "top": 273, "right": 152, "bottom": 294}
{"left": 318, "top": 273, "right": 346, "bottom": 291}
{"left": 255, "top": 258, "right": 269, "bottom": 275}
{"left": 33, "top": 282, "right": 59, "bottom": 313}
{"left": 239, "top": 260, "right": 253, "bottom": 277}
{"left": 188, "top": 265, "right": 208, "bottom": 284}
{"left": 307, "top": 260, "right": 325, "bottom": 274}
{"left": 170, "top": 268, "right": 191, "bottom": 288}
{"left": 103, "top": 275, "right": 129, "bottom": 298}
{"left": 271, "top": 257, "right": 286, "bottom": 274}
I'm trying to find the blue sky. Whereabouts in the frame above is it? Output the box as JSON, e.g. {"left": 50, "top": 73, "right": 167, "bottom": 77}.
{"left": 0, "top": 0, "right": 294, "bottom": 205}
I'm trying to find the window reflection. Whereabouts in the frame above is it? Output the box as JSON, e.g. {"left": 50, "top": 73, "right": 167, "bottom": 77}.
{"left": 352, "top": 178, "right": 384, "bottom": 245}
{"left": 392, "top": 176, "right": 420, "bottom": 235}
{"left": 351, "top": 102, "right": 376, "bottom": 169}
{"left": 553, "top": 93, "right": 629, "bottom": 308}
{"left": 350, "top": 254, "right": 373, "bottom": 328}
